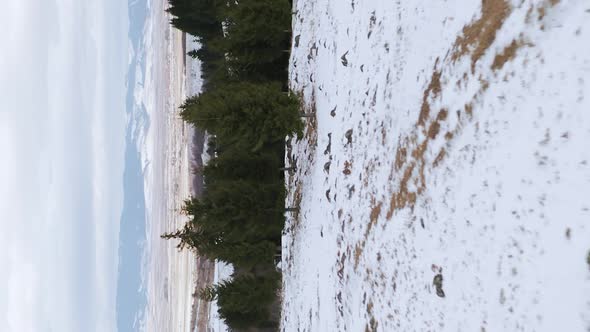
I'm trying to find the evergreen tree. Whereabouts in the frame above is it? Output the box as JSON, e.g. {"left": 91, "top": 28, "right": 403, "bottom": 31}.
{"left": 163, "top": 181, "right": 285, "bottom": 261}
{"left": 203, "top": 180, "right": 285, "bottom": 243}
{"left": 167, "top": 0, "right": 224, "bottom": 39}
{"left": 200, "top": 272, "right": 280, "bottom": 328}
{"left": 202, "top": 147, "right": 282, "bottom": 185}
{"left": 222, "top": 0, "right": 291, "bottom": 66}
{"left": 163, "top": 0, "right": 297, "bottom": 327}
{"left": 181, "top": 82, "right": 303, "bottom": 151}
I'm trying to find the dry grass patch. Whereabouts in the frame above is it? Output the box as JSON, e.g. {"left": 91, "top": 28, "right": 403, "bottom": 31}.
{"left": 491, "top": 39, "right": 526, "bottom": 71}
{"left": 394, "top": 141, "right": 408, "bottom": 171}
{"left": 364, "top": 199, "right": 383, "bottom": 238}
{"left": 303, "top": 90, "right": 318, "bottom": 150}
{"left": 465, "top": 103, "right": 474, "bottom": 117}
{"left": 343, "top": 160, "right": 352, "bottom": 175}
{"left": 354, "top": 241, "right": 365, "bottom": 269}
{"left": 452, "top": 0, "right": 512, "bottom": 71}
{"left": 288, "top": 180, "right": 304, "bottom": 231}
{"left": 418, "top": 68, "right": 442, "bottom": 126}
{"left": 384, "top": 0, "right": 520, "bottom": 222}
{"left": 433, "top": 148, "right": 446, "bottom": 168}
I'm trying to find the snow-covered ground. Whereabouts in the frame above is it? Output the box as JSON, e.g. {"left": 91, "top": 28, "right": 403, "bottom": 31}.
{"left": 282, "top": 1, "right": 590, "bottom": 331}
{"left": 136, "top": 0, "right": 197, "bottom": 331}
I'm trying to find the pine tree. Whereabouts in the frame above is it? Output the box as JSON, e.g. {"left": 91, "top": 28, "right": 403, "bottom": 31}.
{"left": 202, "top": 147, "right": 282, "bottom": 185}
{"left": 199, "top": 272, "right": 280, "bottom": 328}
{"left": 163, "top": 0, "right": 295, "bottom": 327}
{"left": 180, "top": 82, "right": 303, "bottom": 151}
{"left": 204, "top": 180, "right": 285, "bottom": 243}
{"left": 222, "top": 0, "right": 291, "bottom": 66}
{"left": 167, "top": 0, "right": 224, "bottom": 39}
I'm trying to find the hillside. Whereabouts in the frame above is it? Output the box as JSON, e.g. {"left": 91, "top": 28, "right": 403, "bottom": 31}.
{"left": 281, "top": 1, "right": 590, "bottom": 331}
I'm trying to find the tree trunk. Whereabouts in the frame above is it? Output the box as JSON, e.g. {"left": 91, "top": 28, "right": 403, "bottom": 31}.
{"left": 299, "top": 113, "right": 313, "bottom": 118}
{"left": 279, "top": 166, "right": 296, "bottom": 172}
{"left": 285, "top": 207, "right": 299, "bottom": 212}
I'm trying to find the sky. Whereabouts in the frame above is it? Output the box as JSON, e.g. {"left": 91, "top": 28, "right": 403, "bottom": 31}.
{"left": 0, "top": 0, "right": 129, "bottom": 331}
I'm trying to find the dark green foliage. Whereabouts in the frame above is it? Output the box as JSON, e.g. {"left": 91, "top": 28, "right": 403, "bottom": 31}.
{"left": 180, "top": 82, "right": 303, "bottom": 151}
{"left": 164, "top": 0, "right": 298, "bottom": 328}
{"left": 222, "top": 0, "right": 292, "bottom": 71}
{"left": 202, "top": 148, "right": 283, "bottom": 184}
{"left": 168, "top": 0, "right": 230, "bottom": 89}
{"left": 199, "top": 180, "right": 285, "bottom": 243}
{"left": 200, "top": 272, "right": 280, "bottom": 328}
{"left": 168, "top": 0, "right": 291, "bottom": 83}
{"left": 167, "top": 0, "right": 224, "bottom": 39}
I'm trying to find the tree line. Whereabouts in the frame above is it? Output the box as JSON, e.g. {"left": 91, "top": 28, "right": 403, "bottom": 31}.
{"left": 163, "top": 0, "right": 297, "bottom": 329}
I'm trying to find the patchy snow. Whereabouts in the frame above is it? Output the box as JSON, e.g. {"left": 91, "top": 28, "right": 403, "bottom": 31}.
{"left": 282, "top": 0, "right": 590, "bottom": 331}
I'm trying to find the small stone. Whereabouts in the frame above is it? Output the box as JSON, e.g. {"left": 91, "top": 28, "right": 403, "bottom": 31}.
{"left": 341, "top": 51, "right": 349, "bottom": 66}
{"left": 324, "top": 161, "right": 331, "bottom": 173}
{"left": 345, "top": 129, "right": 353, "bottom": 145}
{"left": 433, "top": 273, "right": 445, "bottom": 298}
{"left": 330, "top": 106, "right": 337, "bottom": 117}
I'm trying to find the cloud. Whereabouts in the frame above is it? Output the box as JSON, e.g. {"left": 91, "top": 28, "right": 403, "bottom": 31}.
{"left": 0, "top": 0, "right": 128, "bottom": 331}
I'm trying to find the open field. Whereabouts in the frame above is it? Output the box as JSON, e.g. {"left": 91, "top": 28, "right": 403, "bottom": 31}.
{"left": 282, "top": 1, "right": 590, "bottom": 331}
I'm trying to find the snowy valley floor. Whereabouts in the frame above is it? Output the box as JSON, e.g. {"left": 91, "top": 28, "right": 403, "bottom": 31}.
{"left": 281, "top": 1, "right": 590, "bottom": 331}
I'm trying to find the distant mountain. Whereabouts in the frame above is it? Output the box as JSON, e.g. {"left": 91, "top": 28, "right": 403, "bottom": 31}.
{"left": 115, "top": 1, "right": 150, "bottom": 331}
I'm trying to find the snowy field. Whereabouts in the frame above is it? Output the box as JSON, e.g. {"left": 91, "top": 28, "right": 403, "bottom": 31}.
{"left": 136, "top": 0, "right": 197, "bottom": 331}
{"left": 282, "top": 1, "right": 590, "bottom": 331}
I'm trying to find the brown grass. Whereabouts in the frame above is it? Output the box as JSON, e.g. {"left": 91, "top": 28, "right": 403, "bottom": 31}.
{"left": 386, "top": 85, "right": 452, "bottom": 218}
{"left": 428, "top": 121, "right": 441, "bottom": 139}
{"left": 370, "top": 203, "right": 382, "bottom": 223}
{"left": 304, "top": 90, "right": 318, "bottom": 150}
{"left": 433, "top": 149, "right": 446, "bottom": 168}
{"left": 436, "top": 108, "right": 449, "bottom": 121}
{"left": 343, "top": 160, "right": 352, "bottom": 175}
{"left": 538, "top": 6, "right": 547, "bottom": 21}
{"left": 368, "top": 2, "right": 520, "bottom": 225}
{"left": 386, "top": 160, "right": 418, "bottom": 219}
{"left": 365, "top": 199, "right": 383, "bottom": 237}
{"left": 394, "top": 142, "right": 408, "bottom": 171}
{"left": 452, "top": 0, "right": 512, "bottom": 71}
{"left": 492, "top": 39, "right": 527, "bottom": 71}
{"left": 382, "top": 1, "right": 518, "bottom": 223}
{"left": 354, "top": 241, "right": 365, "bottom": 269}
{"left": 289, "top": 180, "right": 304, "bottom": 231}
{"left": 354, "top": 199, "right": 383, "bottom": 270}
{"left": 465, "top": 103, "right": 473, "bottom": 117}
{"left": 418, "top": 69, "right": 442, "bottom": 126}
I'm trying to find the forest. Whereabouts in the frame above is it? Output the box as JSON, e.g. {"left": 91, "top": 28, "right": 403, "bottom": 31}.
{"left": 163, "top": 0, "right": 298, "bottom": 329}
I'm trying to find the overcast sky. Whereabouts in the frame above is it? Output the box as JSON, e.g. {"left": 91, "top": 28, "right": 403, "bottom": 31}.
{"left": 0, "top": 0, "right": 129, "bottom": 331}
